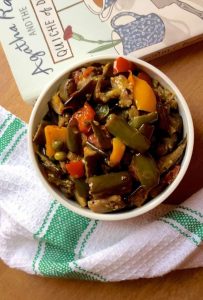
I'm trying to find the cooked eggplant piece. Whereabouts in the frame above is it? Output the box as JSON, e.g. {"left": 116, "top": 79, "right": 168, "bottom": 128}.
{"left": 83, "top": 146, "right": 103, "bottom": 177}
{"left": 91, "top": 121, "right": 112, "bottom": 150}
{"left": 64, "top": 80, "right": 96, "bottom": 110}
{"left": 74, "top": 179, "right": 89, "bottom": 207}
{"left": 59, "top": 78, "right": 77, "bottom": 101}
{"left": 128, "top": 186, "right": 149, "bottom": 207}
{"left": 156, "top": 100, "right": 169, "bottom": 132}
{"left": 86, "top": 141, "right": 107, "bottom": 157}
{"left": 111, "top": 75, "right": 133, "bottom": 108}
{"left": 88, "top": 195, "right": 126, "bottom": 213}
{"left": 33, "top": 121, "right": 49, "bottom": 145}
{"left": 158, "top": 137, "right": 187, "bottom": 173}
{"left": 156, "top": 134, "right": 178, "bottom": 156}
{"left": 150, "top": 165, "right": 181, "bottom": 198}
{"left": 44, "top": 102, "right": 58, "bottom": 125}
{"left": 168, "top": 113, "right": 183, "bottom": 136}
{"left": 50, "top": 93, "right": 64, "bottom": 115}
{"left": 36, "top": 151, "right": 63, "bottom": 177}
{"left": 95, "top": 77, "right": 120, "bottom": 103}
{"left": 47, "top": 173, "right": 73, "bottom": 196}
{"left": 95, "top": 104, "right": 110, "bottom": 121}
{"left": 102, "top": 63, "right": 113, "bottom": 78}
{"left": 139, "top": 124, "right": 155, "bottom": 140}
{"left": 88, "top": 171, "right": 132, "bottom": 198}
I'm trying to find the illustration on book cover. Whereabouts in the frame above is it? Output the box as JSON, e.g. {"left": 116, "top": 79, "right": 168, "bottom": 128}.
{"left": 30, "top": 0, "right": 203, "bottom": 64}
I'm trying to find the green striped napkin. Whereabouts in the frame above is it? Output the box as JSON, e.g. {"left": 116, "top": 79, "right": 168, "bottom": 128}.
{"left": 0, "top": 106, "right": 202, "bottom": 281}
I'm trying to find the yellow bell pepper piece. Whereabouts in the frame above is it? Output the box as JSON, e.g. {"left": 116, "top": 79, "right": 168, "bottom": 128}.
{"left": 128, "top": 72, "right": 156, "bottom": 113}
{"left": 109, "top": 137, "right": 126, "bottom": 167}
{"left": 44, "top": 125, "right": 68, "bottom": 158}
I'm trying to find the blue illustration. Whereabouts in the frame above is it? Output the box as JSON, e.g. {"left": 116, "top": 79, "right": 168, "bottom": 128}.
{"left": 111, "top": 12, "right": 166, "bottom": 55}
{"left": 104, "top": 0, "right": 116, "bottom": 9}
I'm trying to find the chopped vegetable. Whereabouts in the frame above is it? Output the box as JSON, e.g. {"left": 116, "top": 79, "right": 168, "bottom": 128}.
{"left": 88, "top": 171, "right": 132, "bottom": 198}
{"left": 47, "top": 173, "right": 73, "bottom": 197}
{"left": 138, "top": 71, "right": 152, "bottom": 86}
{"left": 74, "top": 179, "right": 89, "bottom": 207}
{"left": 36, "top": 151, "right": 63, "bottom": 177}
{"left": 158, "top": 137, "right": 187, "bottom": 173}
{"left": 91, "top": 121, "right": 112, "bottom": 150}
{"left": 128, "top": 186, "right": 149, "bottom": 207}
{"left": 156, "top": 134, "right": 178, "bottom": 156}
{"left": 66, "top": 160, "right": 85, "bottom": 178}
{"left": 72, "top": 102, "right": 95, "bottom": 134}
{"left": 59, "top": 78, "right": 76, "bottom": 101}
{"left": 106, "top": 114, "right": 150, "bottom": 153}
{"left": 88, "top": 195, "right": 126, "bottom": 213}
{"left": 129, "top": 111, "right": 158, "bottom": 129}
{"left": 54, "top": 151, "right": 67, "bottom": 161}
{"left": 130, "top": 154, "right": 160, "bottom": 188}
{"left": 109, "top": 137, "right": 126, "bottom": 167}
{"left": 95, "top": 104, "right": 110, "bottom": 120}
{"left": 50, "top": 93, "right": 64, "bottom": 115}
{"left": 44, "top": 125, "right": 68, "bottom": 158}
{"left": 33, "top": 121, "right": 49, "bottom": 145}
{"left": 85, "top": 140, "right": 107, "bottom": 157}
{"left": 64, "top": 80, "right": 96, "bottom": 110}
{"left": 83, "top": 146, "right": 103, "bottom": 177}
{"left": 52, "top": 140, "right": 63, "bottom": 151}
{"left": 139, "top": 124, "right": 154, "bottom": 140}
{"left": 66, "top": 125, "right": 82, "bottom": 154}
{"left": 113, "top": 57, "right": 136, "bottom": 74}
{"left": 83, "top": 66, "right": 94, "bottom": 78}
{"left": 129, "top": 72, "right": 157, "bottom": 112}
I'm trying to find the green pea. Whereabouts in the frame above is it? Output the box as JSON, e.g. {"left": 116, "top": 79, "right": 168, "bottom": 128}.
{"left": 54, "top": 151, "right": 67, "bottom": 161}
{"left": 52, "top": 140, "right": 63, "bottom": 151}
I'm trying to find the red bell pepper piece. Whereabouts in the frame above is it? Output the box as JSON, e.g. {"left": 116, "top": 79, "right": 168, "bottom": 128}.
{"left": 73, "top": 102, "right": 95, "bottom": 134}
{"left": 113, "top": 57, "right": 136, "bottom": 74}
{"left": 66, "top": 160, "right": 85, "bottom": 178}
{"left": 83, "top": 66, "right": 94, "bottom": 78}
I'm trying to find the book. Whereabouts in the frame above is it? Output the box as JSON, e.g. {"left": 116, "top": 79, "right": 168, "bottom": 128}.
{"left": 0, "top": 0, "right": 203, "bottom": 104}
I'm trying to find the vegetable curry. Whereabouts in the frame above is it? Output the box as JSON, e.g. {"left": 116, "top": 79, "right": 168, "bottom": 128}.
{"left": 33, "top": 57, "right": 186, "bottom": 213}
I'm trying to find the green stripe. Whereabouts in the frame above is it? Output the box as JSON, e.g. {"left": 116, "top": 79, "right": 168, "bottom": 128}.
{"left": 37, "top": 205, "right": 91, "bottom": 277}
{"left": 163, "top": 210, "right": 203, "bottom": 242}
{"left": 73, "top": 220, "right": 106, "bottom": 281}
{"left": 0, "top": 118, "right": 25, "bottom": 154}
{"left": 34, "top": 200, "right": 58, "bottom": 239}
{"left": 178, "top": 206, "right": 203, "bottom": 219}
{"left": 0, "top": 113, "right": 12, "bottom": 132}
{"left": 33, "top": 204, "right": 104, "bottom": 280}
{"left": 78, "top": 220, "right": 98, "bottom": 259}
{"left": 1, "top": 129, "right": 27, "bottom": 164}
{"left": 160, "top": 218, "right": 199, "bottom": 246}
{"left": 32, "top": 240, "right": 44, "bottom": 274}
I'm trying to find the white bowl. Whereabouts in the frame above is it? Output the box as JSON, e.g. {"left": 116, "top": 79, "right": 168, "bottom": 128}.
{"left": 28, "top": 55, "right": 194, "bottom": 221}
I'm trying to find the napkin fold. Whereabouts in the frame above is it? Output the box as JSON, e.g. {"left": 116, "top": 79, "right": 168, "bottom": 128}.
{"left": 0, "top": 106, "right": 203, "bottom": 281}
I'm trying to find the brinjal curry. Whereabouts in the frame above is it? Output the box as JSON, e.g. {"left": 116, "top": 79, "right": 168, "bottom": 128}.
{"left": 33, "top": 57, "right": 186, "bottom": 213}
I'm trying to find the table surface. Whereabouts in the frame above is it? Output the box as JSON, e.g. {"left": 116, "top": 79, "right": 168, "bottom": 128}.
{"left": 1, "top": 42, "right": 203, "bottom": 300}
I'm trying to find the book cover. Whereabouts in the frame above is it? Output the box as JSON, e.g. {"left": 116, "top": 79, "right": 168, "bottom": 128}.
{"left": 0, "top": 0, "right": 203, "bottom": 104}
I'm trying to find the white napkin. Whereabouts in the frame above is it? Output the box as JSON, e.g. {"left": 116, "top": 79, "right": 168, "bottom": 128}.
{"left": 0, "top": 106, "right": 203, "bottom": 281}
